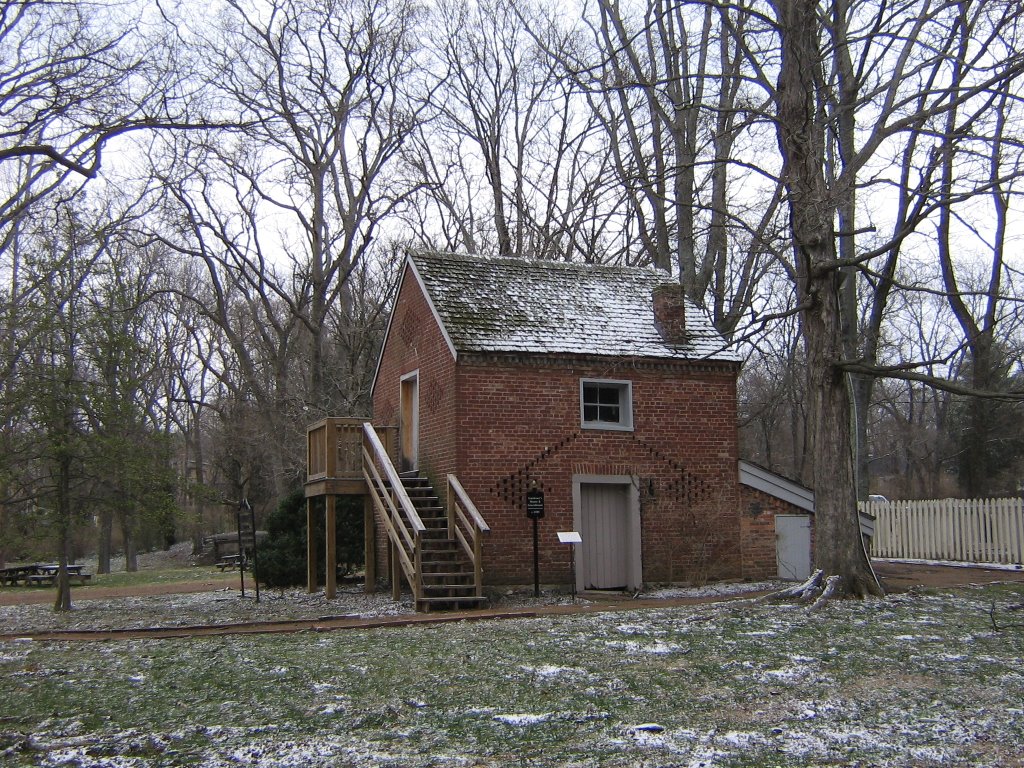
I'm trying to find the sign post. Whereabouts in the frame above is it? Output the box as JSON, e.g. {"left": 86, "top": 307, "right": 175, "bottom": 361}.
{"left": 557, "top": 531, "right": 582, "bottom": 602}
{"left": 237, "top": 498, "right": 260, "bottom": 603}
{"left": 525, "top": 489, "right": 545, "bottom": 598}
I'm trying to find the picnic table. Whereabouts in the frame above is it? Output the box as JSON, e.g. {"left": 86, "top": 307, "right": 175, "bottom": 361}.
{"left": 0, "top": 563, "right": 92, "bottom": 587}
{"left": 216, "top": 554, "right": 243, "bottom": 571}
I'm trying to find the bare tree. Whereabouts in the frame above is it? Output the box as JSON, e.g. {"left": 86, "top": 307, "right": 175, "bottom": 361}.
{"left": 408, "top": 0, "right": 625, "bottom": 263}
{"left": 749, "top": 0, "right": 1024, "bottom": 596}
{"left": 562, "top": 0, "right": 780, "bottom": 334}
{"left": 149, "top": 0, "right": 422, "bottom": 498}
{"left": 0, "top": 0, "right": 206, "bottom": 259}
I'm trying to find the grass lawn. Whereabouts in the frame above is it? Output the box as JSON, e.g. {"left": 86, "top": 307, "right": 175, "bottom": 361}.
{"left": 1, "top": 583, "right": 1022, "bottom": 767}
{"left": 81, "top": 567, "right": 232, "bottom": 589}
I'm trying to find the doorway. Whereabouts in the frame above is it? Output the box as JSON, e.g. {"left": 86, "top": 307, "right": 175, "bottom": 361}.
{"left": 399, "top": 372, "right": 418, "bottom": 473}
{"left": 573, "top": 476, "right": 641, "bottom": 591}
{"left": 776, "top": 514, "right": 812, "bottom": 581}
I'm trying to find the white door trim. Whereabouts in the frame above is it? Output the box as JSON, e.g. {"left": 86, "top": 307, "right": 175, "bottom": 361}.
{"left": 572, "top": 474, "right": 642, "bottom": 592}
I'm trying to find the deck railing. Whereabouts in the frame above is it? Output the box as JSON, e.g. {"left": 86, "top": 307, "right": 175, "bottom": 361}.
{"left": 362, "top": 422, "right": 424, "bottom": 601}
{"left": 447, "top": 474, "right": 490, "bottom": 597}
{"left": 307, "top": 417, "right": 365, "bottom": 481}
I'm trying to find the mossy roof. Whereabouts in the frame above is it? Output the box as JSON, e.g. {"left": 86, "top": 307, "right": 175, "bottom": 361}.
{"left": 408, "top": 252, "right": 739, "bottom": 362}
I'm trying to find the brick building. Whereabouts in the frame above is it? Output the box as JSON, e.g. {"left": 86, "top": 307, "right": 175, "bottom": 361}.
{"left": 370, "top": 252, "right": 803, "bottom": 591}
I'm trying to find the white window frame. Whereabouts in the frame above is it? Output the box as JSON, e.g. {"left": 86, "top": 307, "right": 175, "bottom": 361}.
{"left": 580, "top": 378, "right": 633, "bottom": 431}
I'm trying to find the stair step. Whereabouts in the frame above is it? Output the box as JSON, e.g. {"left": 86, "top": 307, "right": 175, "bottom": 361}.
{"left": 373, "top": 470, "right": 486, "bottom": 613}
{"left": 421, "top": 589, "right": 477, "bottom": 602}
{"left": 422, "top": 538, "right": 459, "bottom": 548}
{"left": 422, "top": 579, "right": 474, "bottom": 588}
{"left": 416, "top": 595, "right": 488, "bottom": 609}
{"left": 421, "top": 550, "right": 460, "bottom": 561}
{"left": 421, "top": 558, "right": 470, "bottom": 568}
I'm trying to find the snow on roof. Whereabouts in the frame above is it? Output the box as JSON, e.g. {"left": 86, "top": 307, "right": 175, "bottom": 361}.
{"left": 408, "top": 252, "right": 739, "bottom": 362}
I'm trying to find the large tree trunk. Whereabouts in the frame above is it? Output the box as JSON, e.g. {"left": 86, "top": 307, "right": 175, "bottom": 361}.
{"left": 773, "top": 0, "right": 881, "bottom": 598}
{"left": 53, "top": 451, "right": 73, "bottom": 612}
{"left": 97, "top": 508, "right": 113, "bottom": 574}
{"left": 120, "top": 513, "right": 137, "bottom": 572}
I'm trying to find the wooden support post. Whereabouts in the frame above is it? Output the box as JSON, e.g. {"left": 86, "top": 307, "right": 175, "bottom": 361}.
{"left": 390, "top": 539, "right": 401, "bottom": 601}
{"left": 325, "top": 495, "right": 337, "bottom": 600}
{"left": 306, "top": 498, "right": 317, "bottom": 593}
{"left": 364, "top": 494, "right": 376, "bottom": 593}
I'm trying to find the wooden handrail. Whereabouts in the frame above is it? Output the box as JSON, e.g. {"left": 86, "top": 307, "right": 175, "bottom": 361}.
{"left": 364, "top": 423, "right": 425, "bottom": 534}
{"left": 447, "top": 473, "right": 490, "bottom": 597}
{"left": 362, "top": 422, "right": 423, "bottom": 601}
{"left": 448, "top": 474, "right": 490, "bottom": 533}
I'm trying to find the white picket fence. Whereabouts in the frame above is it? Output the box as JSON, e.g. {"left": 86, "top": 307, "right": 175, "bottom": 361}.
{"left": 862, "top": 497, "right": 1024, "bottom": 565}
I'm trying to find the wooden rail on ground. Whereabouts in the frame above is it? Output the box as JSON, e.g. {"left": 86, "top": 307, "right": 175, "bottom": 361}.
{"left": 362, "top": 422, "right": 425, "bottom": 603}
{"left": 447, "top": 474, "right": 490, "bottom": 597}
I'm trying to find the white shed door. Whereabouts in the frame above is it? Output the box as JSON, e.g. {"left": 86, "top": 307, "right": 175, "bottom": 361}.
{"left": 580, "top": 483, "right": 630, "bottom": 590}
{"left": 776, "top": 514, "right": 812, "bottom": 581}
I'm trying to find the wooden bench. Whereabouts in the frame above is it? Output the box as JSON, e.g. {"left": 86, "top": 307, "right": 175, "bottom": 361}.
{"left": 21, "top": 569, "right": 92, "bottom": 587}
{"left": 217, "top": 555, "right": 243, "bottom": 571}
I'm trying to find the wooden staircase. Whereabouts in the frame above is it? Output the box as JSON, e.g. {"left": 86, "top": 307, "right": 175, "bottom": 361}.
{"left": 399, "top": 474, "right": 488, "bottom": 612}
{"left": 361, "top": 422, "right": 490, "bottom": 613}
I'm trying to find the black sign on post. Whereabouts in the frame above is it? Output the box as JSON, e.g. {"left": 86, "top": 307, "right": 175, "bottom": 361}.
{"left": 526, "top": 490, "right": 545, "bottom": 519}
{"left": 526, "top": 489, "right": 544, "bottom": 597}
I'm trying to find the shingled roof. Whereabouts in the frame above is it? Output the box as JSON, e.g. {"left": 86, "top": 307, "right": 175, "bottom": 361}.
{"left": 404, "top": 252, "right": 739, "bottom": 363}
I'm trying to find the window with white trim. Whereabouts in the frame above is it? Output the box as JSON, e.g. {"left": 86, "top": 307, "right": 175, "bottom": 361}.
{"left": 580, "top": 379, "right": 633, "bottom": 430}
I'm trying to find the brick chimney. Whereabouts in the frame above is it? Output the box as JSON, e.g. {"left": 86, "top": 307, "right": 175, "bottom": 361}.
{"left": 653, "top": 284, "right": 687, "bottom": 344}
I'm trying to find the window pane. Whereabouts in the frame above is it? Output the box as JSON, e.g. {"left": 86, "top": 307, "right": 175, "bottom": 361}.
{"left": 581, "top": 380, "right": 630, "bottom": 429}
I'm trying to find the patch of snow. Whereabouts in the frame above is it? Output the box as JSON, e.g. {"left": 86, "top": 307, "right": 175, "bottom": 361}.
{"left": 492, "top": 712, "right": 552, "bottom": 726}
{"left": 643, "top": 580, "right": 784, "bottom": 600}
{"left": 520, "top": 663, "right": 578, "bottom": 678}
{"left": 606, "top": 638, "right": 683, "bottom": 655}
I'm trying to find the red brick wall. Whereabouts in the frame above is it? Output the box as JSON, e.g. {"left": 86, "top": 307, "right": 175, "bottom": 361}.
{"left": 370, "top": 265, "right": 459, "bottom": 572}
{"left": 371, "top": 264, "right": 458, "bottom": 487}
{"left": 737, "top": 484, "right": 816, "bottom": 580}
{"left": 454, "top": 354, "right": 742, "bottom": 586}
{"left": 371, "top": 267, "right": 756, "bottom": 589}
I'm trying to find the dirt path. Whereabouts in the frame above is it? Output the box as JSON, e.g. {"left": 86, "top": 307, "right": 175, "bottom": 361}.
{"left": 0, "top": 590, "right": 777, "bottom": 642}
{"left": 872, "top": 559, "right": 1024, "bottom": 591}
{"left": 0, "top": 574, "right": 251, "bottom": 606}
{"left": 3, "top": 561, "right": 1022, "bottom": 643}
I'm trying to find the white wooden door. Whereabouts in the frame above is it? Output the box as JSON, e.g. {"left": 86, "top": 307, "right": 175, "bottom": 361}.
{"left": 580, "top": 483, "right": 630, "bottom": 590}
{"left": 776, "top": 514, "right": 812, "bottom": 581}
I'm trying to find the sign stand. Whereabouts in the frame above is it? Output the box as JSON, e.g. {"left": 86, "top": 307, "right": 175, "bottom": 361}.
{"left": 526, "top": 489, "right": 545, "bottom": 598}
{"left": 237, "top": 498, "right": 260, "bottom": 603}
{"left": 557, "top": 531, "right": 582, "bottom": 602}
